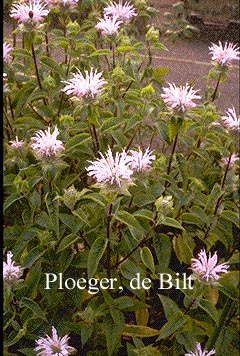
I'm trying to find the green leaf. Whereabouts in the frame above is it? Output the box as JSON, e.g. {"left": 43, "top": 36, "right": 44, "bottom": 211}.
{"left": 198, "top": 299, "right": 219, "bottom": 324}
{"left": 22, "top": 246, "right": 46, "bottom": 268}
{"left": 104, "top": 314, "right": 124, "bottom": 355}
{"left": 115, "top": 210, "right": 144, "bottom": 234}
{"left": 87, "top": 237, "right": 108, "bottom": 279}
{"left": 88, "top": 49, "right": 112, "bottom": 58}
{"left": 57, "top": 233, "right": 79, "bottom": 253}
{"left": 221, "top": 210, "right": 240, "bottom": 228}
{"left": 21, "top": 297, "right": 47, "bottom": 321}
{"left": 156, "top": 311, "right": 187, "bottom": 341}
{"left": 153, "top": 233, "right": 171, "bottom": 271}
{"left": 158, "top": 294, "right": 180, "bottom": 320}
{"left": 163, "top": 217, "right": 184, "bottom": 230}
{"left": 123, "top": 324, "right": 160, "bottom": 338}
{"left": 3, "top": 327, "right": 26, "bottom": 348}
{"left": 3, "top": 193, "right": 24, "bottom": 212}
{"left": 133, "top": 209, "right": 153, "bottom": 221}
{"left": 206, "top": 183, "right": 222, "bottom": 211}
{"left": 59, "top": 213, "right": 83, "bottom": 232}
{"left": 40, "top": 56, "right": 64, "bottom": 77}
{"left": 79, "top": 193, "right": 108, "bottom": 207}
{"left": 113, "top": 296, "right": 135, "bottom": 310}
{"left": 181, "top": 213, "right": 204, "bottom": 227}
{"left": 172, "top": 235, "right": 193, "bottom": 264}
{"left": 14, "top": 83, "right": 36, "bottom": 116}
{"left": 140, "top": 247, "right": 155, "bottom": 274}
{"left": 176, "top": 153, "right": 188, "bottom": 189}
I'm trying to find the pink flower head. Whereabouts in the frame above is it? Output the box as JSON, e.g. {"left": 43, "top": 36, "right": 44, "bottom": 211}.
{"left": 103, "top": 0, "right": 137, "bottom": 20}
{"left": 191, "top": 249, "right": 229, "bottom": 283}
{"left": 3, "top": 42, "right": 13, "bottom": 63}
{"left": 221, "top": 153, "right": 239, "bottom": 168}
{"left": 35, "top": 326, "right": 76, "bottom": 356}
{"left": 3, "top": 251, "right": 23, "bottom": 284}
{"left": 9, "top": 136, "right": 25, "bottom": 148}
{"left": 45, "top": 0, "right": 78, "bottom": 5}
{"left": 62, "top": 0, "right": 78, "bottom": 5}
{"left": 221, "top": 106, "right": 240, "bottom": 131}
{"left": 209, "top": 41, "right": 240, "bottom": 66}
{"left": 129, "top": 147, "right": 155, "bottom": 172}
{"left": 10, "top": 0, "right": 49, "bottom": 24}
{"left": 95, "top": 15, "right": 123, "bottom": 36}
{"left": 31, "top": 126, "right": 64, "bottom": 157}
{"left": 185, "top": 342, "right": 216, "bottom": 356}
{"left": 62, "top": 67, "right": 107, "bottom": 99}
{"left": 161, "top": 83, "right": 201, "bottom": 113}
{"left": 86, "top": 147, "right": 133, "bottom": 187}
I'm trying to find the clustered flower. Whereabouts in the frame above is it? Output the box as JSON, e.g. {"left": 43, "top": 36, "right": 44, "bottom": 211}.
{"left": 221, "top": 106, "right": 240, "bottom": 131}
{"left": 103, "top": 0, "right": 137, "bottom": 20}
{"left": 161, "top": 82, "right": 201, "bottom": 112}
{"left": 62, "top": 67, "right": 107, "bottom": 99}
{"left": 3, "top": 251, "right": 23, "bottom": 284}
{"left": 9, "top": 136, "right": 25, "bottom": 149}
{"left": 35, "top": 326, "right": 76, "bottom": 356}
{"left": 95, "top": 1, "right": 137, "bottom": 36}
{"left": 31, "top": 126, "right": 65, "bottom": 157}
{"left": 209, "top": 41, "right": 240, "bottom": 66}
{"left": 86, "top": 146, "right": 155, "bottom": 188}
{"left": 45, "top": 0, "right": 78, "bottom": 6}
{"left": 191, "top": 249, "right": 229, "bottom": 283}
{"left": 129, "top": 147, "right": 156, "bottom": 172}
{"left": 95, "top": 15, "right": 123, "bottom": 36}
{"left": 3, "top": 42, "right": 13, "bottom": 63}
{"left": 185, "top": 342, "right": 215, "bottom": 356}
{"left": 10, "top": 0, "right": 49, "bottom": 24}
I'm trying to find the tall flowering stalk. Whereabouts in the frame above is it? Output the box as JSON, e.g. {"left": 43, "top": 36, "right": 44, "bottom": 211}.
{"left": 161, "top": 82, "right": 201, "bottom": 179}
{"left": 208, "top": 41, "right": 240, "bottom": 102}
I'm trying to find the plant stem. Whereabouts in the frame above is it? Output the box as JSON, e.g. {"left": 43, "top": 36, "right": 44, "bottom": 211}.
{"left": 31, "top": 43, "right": 42, "bottom": 91}
{"left": 45, "top": 32, "right": 50, "bottom": 56}
{"left": 204, "top": 152, "right": 232, "bottom": 239}
{"left": 167, "top": 133, "right": 179, "bottom": 176}
{"left": 110, "top": 229, "right": 152, "bottom": 270}
{"left": 106, "top": 203, "right": 113, "bottom": 277}
{"left": 206, "top": 298, "right": 234, "bottom": 350}
{"left": 211, "top": 72, "right": 222, "bottom": 102}
{"left": 213, "top": 151, "right": 232, "bottom": 215}
{"left": 57, "top": 56, "right": 71, "bottom": 116}
{"left": 91, "top": 124, "right": 100, "bottom": 156}
{"left": 122, "top": 50, "right": 148, "bottom": 98}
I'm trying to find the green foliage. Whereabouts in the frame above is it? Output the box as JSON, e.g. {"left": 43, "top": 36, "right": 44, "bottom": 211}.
{"left": 3, "top": 0, "right": 239, "bottom": 355}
